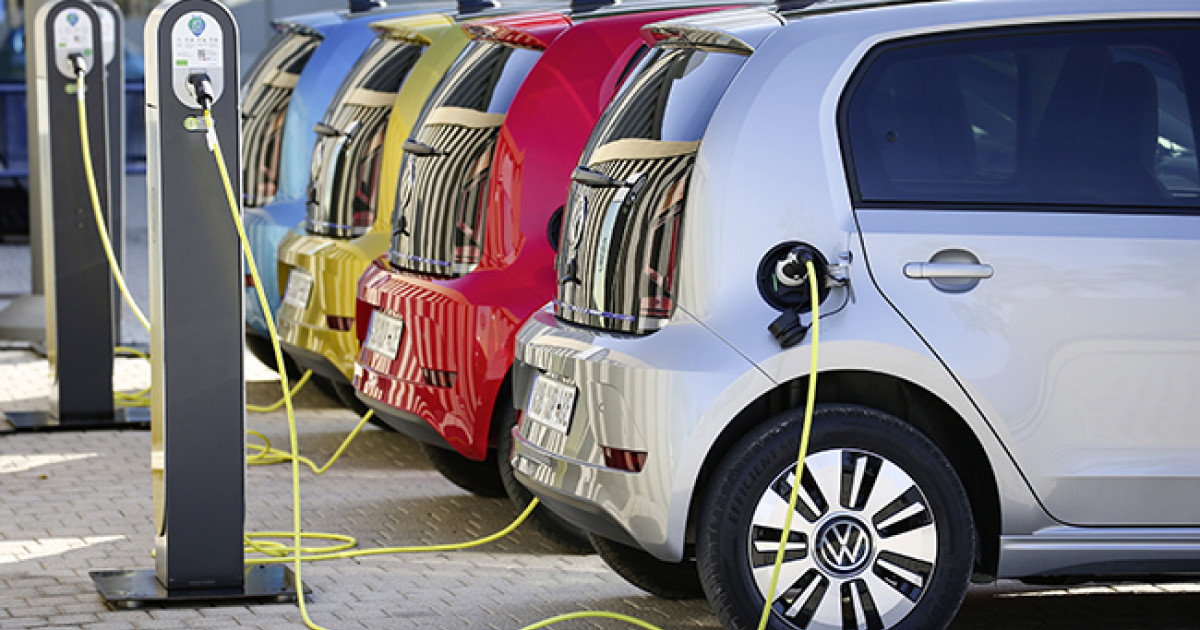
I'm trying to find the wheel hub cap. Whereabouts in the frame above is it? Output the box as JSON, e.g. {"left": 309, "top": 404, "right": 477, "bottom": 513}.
{"left": 813, "top": 516, "right": 873, "bottom": 576}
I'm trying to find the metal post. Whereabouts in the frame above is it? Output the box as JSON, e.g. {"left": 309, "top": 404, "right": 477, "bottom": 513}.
{"left": 90, "top": 0, "right": 297, "bottom": 606}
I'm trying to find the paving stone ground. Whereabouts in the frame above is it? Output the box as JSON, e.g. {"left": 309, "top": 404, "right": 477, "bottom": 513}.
{"left": 0, "top": 177, "right": 1198, "bottom": 629}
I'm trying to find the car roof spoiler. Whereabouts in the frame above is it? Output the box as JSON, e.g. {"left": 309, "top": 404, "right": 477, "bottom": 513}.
{"left": 462, "top": 10, "right": 573, "bottom": 50}
{"left": 370, "top": 13, "right": 456, "bottom": 45}
{"left": 642, "top": 8, "right": 784, "bottom": 55}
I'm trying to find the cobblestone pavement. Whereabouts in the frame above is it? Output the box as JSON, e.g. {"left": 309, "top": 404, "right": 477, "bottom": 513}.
{"left": 0, "top": 177, "right": 1198, "bottom": 629}
{"left": 0, "top": 351, "right": 1198, "bottom": 630}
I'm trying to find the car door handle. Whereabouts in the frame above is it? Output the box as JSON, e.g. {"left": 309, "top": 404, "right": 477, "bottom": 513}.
{"left": 904, "top": 262, "right": 994, "bottom": 280}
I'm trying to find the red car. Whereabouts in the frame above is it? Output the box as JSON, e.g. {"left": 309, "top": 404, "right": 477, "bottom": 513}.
{"left": 352, "top": 4, "right": 731, "bottom": 548}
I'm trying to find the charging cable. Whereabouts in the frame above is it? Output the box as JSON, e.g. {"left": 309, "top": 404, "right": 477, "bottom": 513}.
{"left": 73, "top": 63, "right": 150, "bottom": 332}
{"left": 755, "top": 259, "right": 819, "bottom": 630}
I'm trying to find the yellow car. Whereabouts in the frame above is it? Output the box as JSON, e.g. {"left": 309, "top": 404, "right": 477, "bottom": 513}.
{"left": 275, "top": 16, "right": 470, "bottom": 410}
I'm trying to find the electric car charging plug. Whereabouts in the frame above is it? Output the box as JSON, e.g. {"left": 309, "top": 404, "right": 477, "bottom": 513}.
{"left": 68, "top": 53, "right": 88, "bottom": 78}
{"left": 187, "top": 73, "right": 216, "bottom": 110}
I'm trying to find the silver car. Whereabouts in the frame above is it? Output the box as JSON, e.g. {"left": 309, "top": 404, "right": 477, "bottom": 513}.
{"left": 508, "top": 1, "right": 1200, "bottom": 629}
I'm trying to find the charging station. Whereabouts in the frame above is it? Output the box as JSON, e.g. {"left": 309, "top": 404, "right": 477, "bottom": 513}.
{"left": 90, "top": 0, "right": 298, "bottom": 606}
{"left": 3, "top": 0, "right": 148, "bottom": 432}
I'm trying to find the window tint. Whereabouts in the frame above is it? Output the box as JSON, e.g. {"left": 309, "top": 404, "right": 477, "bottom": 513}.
{"left": 846, "top": 24, "right": 1200, "bottom": 210}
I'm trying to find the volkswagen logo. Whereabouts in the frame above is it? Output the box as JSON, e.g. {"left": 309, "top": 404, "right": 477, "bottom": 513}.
{"left": 814, "top": 516, "right": 873, "bottom": 576}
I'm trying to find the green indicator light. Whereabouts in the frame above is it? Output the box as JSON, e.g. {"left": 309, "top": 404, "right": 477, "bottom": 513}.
{"left": 84, "top": 48, "right": 93, "bottom": 57}
{"left": 176, "top": 59, "right": 188, "bottom": 66}
{"left": 183, "top": 116, "right": 199, "bottom": 131}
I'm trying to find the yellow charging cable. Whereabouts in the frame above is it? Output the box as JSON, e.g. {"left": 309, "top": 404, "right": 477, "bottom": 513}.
{"left": 246, "top": 369, "right": 314, "bottom": 413}
{"left": 755, "top": 259, "right": 819, "bottom": 630}
{"left": 76, "top": 72, "right": 151, "bottom": 332}
{"left": 246, "top": 408, "right": 371, "bottom": 471}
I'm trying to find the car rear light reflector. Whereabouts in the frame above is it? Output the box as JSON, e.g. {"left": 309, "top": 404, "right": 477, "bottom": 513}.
{"left": 422, "top": 369, "right": 458, "bottom": 388}
{"left": 326, "top": 316, "right": 355, "bottom": 331}
{"left": 602, "top": 446, "right": 648, "bottom": 473}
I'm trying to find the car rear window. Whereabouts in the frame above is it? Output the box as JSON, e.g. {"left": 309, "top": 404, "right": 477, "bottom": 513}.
{"left": 845, "top": 22, "right": 1200, "bottom": 211}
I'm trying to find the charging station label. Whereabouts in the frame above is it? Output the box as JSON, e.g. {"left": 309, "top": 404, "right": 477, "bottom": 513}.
{"left": 52, "top": 9, "right": 93, "bottom": 78}
{"left": 171, "top": 11, "right": 225, "bottom": 108}
{"left": 172, "top": 11, "right": 223, "bottom": 70}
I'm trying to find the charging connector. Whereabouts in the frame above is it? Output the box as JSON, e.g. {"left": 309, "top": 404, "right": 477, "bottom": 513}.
{"left": 68, "top": 53, "right": 88, "bottom": 77}
{"left": 186, "top": 73, "right": 216, "bottom": 110}
{"left": 757, "top": 242, "right": 842, "bottom": 349}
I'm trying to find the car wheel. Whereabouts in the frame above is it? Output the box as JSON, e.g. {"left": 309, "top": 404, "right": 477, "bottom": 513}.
{"left": 589, "top": 533, "right": 705, "bottom": 599}
{"left": 698, "top": 404, "right": 974, "bottom": 630}
{"left": 419, "top": 442, "right": 508, "bottom": 499}
{"left": 497, "top": 397, "right": 592, "bottom": 553}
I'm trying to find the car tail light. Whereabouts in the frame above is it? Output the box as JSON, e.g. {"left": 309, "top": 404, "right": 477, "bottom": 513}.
{"left": 453, "top": 150, "right": 491, "bottom": 270}
{"left": 637, "top": 177, "right": 687, "bottom": 331}
{"left": 602, "top": 446, "right": 647, "bottom": 473}
{"left": 351, "top": 129, "right": 386, "bottom": 233}
{"left": 326, "top": 316, "right": 355, "bottom": 331}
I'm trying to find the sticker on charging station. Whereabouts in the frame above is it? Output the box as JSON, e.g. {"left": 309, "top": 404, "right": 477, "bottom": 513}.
{"left": 52, "top": 9, "right": 93, "bottom": 79}
{"left": 526, "top": 374, "right": 577, "bottom": 434}
{"left": 282, "top": 269, "right": 313, "bottom": 308}
{"left": 364, "top": 310, "right": 404, "bottom": 359}
{"left": 171, "top": 11, "right": 224, "bottom": 108}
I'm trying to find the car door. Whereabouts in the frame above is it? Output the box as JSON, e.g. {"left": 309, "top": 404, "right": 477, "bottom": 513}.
{"left": 846, "top": 22, "right": 1200, "bottom": 526}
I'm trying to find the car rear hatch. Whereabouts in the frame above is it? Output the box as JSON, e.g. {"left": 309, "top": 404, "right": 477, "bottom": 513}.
{"left": 240, "top": 21, "right": 323, "bottom": 208}
{"left": 553, "top": 9, "right": 782, "bottom": 333}
{"left": 305, "top": 14, "right": 454, "bottom": 239}
{"left": 387, "top": 11, "right": 572, "bottom": 277}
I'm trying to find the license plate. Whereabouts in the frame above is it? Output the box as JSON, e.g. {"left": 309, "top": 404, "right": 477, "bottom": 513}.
{"left": 364, "top": 310, "right": 404, "bottom": 359}
{"left": 282, "top": 269, "right": 313, "bottom": 308}
{"left": 526, "top": 374, "right": 577, "bottom": 434}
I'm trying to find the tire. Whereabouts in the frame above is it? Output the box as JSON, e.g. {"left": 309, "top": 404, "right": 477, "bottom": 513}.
{"left": 496, "top": 397, "right": 593, "bottom": 553}
{"left": 697, "top": 404, "right": 975, "bottom": 630}
{"left": 419, "top": 442, "right": 508, "bottom": 499}
{"left": 589, "top": 533, "right": 705, "bottom": 599}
